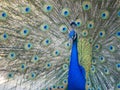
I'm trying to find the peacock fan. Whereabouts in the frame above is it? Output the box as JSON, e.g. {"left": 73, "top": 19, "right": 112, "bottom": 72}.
{"left": 0, "top": 0, "right": 120, "bottom": 90}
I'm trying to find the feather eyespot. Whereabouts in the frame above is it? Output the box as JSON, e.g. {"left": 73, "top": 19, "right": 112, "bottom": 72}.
{"left": 43, "top": 38, "right": 51, "bottom": 46}
{"left": 43, "top": 4, "right": 53, "bottom": 13}
{"left": 117, "top": 10, "right": 120, "bottom": 17}
{"left": 94, "top": 44, "right": 101, "bottom": 51}
{"left": 20, "top": 28, "right": 30, "bottom": 37}
{"left": 29, "top": 72, "right": 36, "bottom": 79}
{"left": 82, "top": 1, "right": 92, "bottom": 10}
{"left": 31, "top": 55, "right": 39, "bottom": 63}
{"left": 0, "top": 33, "right": 9, "bottom": 41}
{"left": 61, "top": 8, "right": 70, "bottom": 17}
{"left": 7, "top": 72, "right": 14, "bottom": 78}
{"left": 91, "top": 65, "right": 96, "bottom": 73}
{"left": 0, "top": 11, "right": 7, "bottom": 20}
{"left": 20, "top": 64, "right": 26, "bottom": 71}
{"left": 82, "top": 30, "right": 88, "bottom": 37}
{"left": 25, "top": 7, "right": 31, "bottom": 13}
{"left": 87, "top": 21, "right": 94, "bottom": 29}
{"left": 40, "top": 23, "right": 49, "bottom": 31}
{"left": 75, "top": 19, "right": 82, "bottom": 27}
{"left": 117, "top": 83, "right": 120, "bottom": 89}
{"left": 104, "top": 68, "right": 110, "bottom": 75}
{"left": 108, "top": 45, "right": 116, "bottom": 52}
{"left": 100, "top": 10, "right": 109, "bottom": 19}
{"left": 99, "top": 30, "right": 105, "bottom": 38}
{"left": 116, "top": 64, "right": 120, "bottom": 71}
{"left": 8, "top": 52, "right": 16, "bottom": 60}
{"left": 63, "top": 64, "right": 68, "bottom": 70}
{"left": 116, "top": 31, "right": 120, "bottom": 39}
{"left": 46, "top": 62, "right": 52, "bottom": 69}
{"left": 21, "top": 6, "right": 31, "bottom": 14}
{"left": 1, "top": 12, "right": 7, "bottom": 17}
{"left": 98, "top": 56, "right": 105, "bottom": 63}
{"left": 53, "top": 50, "right": 60, "bottom": 56}
{"left": 24, "top": 43, "right": 33, "bottom": 50}
{"left": 59, "top": 25, "right": 68, "bottom": 33}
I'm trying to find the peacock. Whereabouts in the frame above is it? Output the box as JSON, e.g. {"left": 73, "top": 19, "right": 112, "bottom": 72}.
{"left": 0, "top": 0, "right": 120, "bottom": 90}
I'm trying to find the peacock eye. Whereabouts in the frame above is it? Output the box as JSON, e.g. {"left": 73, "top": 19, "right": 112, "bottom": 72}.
{"left": 87, "top": 81, "right": 91, "bottom": 86}
{"left": 116, "top": 63, "right": 120, "bottom": 71}
{"left": 108, "top": 45, "right": 116, "bottom": 52}
{"left": 65, "top": 42, "right": 71, "bottom": 49}
{"left": 98, "top": 56, "right": 105, "bottom": 63}
{"left": 20, "top": 28, "right": 30, "bottom": 37}
{"left": 94, "top": 44, "right": 101, "bottom": 51}
{"left": 62, "top": 64, "right": 68, "bottom": 70}
{"left": 1, "top": 33, "right": 9, "bottom": 40}
{"left": 117, "top": 83, "right": 120, "bottom": 89}
{"left": 43, "top": 4, "right": 53, "bottom": 13}
{"left": 59, "top": 25, "right": 68, "bottom": 33}
{"left": 1, "top": 12, "right": 7, "bottom": 17}
{"left": 92, "top": 59, "right": 96, "bottom": 65}
{"left": 46, "top": 62, "right": 52, "bottom": 69}
{"left": 40, "top": 23, "right": 49, "bottom": 31}
{"left": 75, "top": 19, "right": 82, "bottom": 27}
{"left": 65, "top": 57, "right": 70, "bottom": 63}
{"left": 64, "top": 11, "right": 68, "bottom": 15}
{"left": 82, "top": 30, "right": 88, "bottom": 37}
{"left": 24, "top": 42, "right": 33, "bottom": 50}
{"left": 52, "top": 85, "right": 56, "bottom": 89}
{"left": 25, "top": 7, "right": 31, "bottom": 13}
{"left": 104, "top": 68, "right": 110, "bottom": 75}
{"left": 60, "top": 85, "right": 64, "bottom": 88}
{"left": 117, "top": 10, "right": 120, "bottom": 17}
{"left": 100, "top": 10, "right": 109, "bottom": 19}
{"left": 7, "top": 72, "right": 14, "bottom": 79}
{"left": 31, "top": 55, "right": 39, "bottom": 63}
{"left": 0, "top": 11, "right": 8, "bottom": 20}
{"left": 88, "top": 37, "right": 93, "bottom": 43}
{"left": 87, "top": 21, "right": 94, "bottom": 29}
{"left": 52, "top": 85, "right": 57, "bottom": 89}
{"left": 21, "top": 65, "right": 25, "bottom": 68}
{"left": 116, "top": 31, "right": 120, "bottom": 39}
{"left": 20, "top": 64, "right": 26, "bottom": 71}
{"left": 8, "top": 52, "right": 16, "bottom": 60}
{"left": 91, "top": 65, "right": 96, "bottom": 73}
{"left": 29, "top": 72, "right": 36, "bottom": 79}
{"left": 61, "top": 8, "right": 70, "bottom": 17}
{"left": 21, "top": 6, "right": 31, "bottom": 14}
{"left": 82, "top": 1, "right": 92, "bottom": 11}
{"left": 63, "top": 79, "right": 68, "bottom": 84}
{"left": 43, "top": 38, "right": 51, "bottom": 46}
{"left": 99, "top": 30, "right": 105, "bottom": 38}
{"left": 53, "top": 50, "right": 60, "bottom": 56}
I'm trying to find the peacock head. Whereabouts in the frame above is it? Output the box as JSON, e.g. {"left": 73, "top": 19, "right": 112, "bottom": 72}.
{"left": 69, "top": 22, "right": 77, "bottom": 41}
{"left": 69, "top": 30, "right": 77, "bottom": 41}
{"left": 70, "top": 21, "right": 77, "bottom": 29}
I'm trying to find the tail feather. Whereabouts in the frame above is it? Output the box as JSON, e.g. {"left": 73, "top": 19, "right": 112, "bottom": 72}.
{"left": 0, "top": 0, "right": 120, "bottom": 90}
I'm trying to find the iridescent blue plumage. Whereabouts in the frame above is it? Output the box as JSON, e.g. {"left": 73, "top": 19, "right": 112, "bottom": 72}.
{"left": 68, "top": 30, "right": 86, "bottom": 90}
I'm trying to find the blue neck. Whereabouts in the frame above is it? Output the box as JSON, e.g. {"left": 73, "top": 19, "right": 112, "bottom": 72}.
{"left": 68, "top": 38, "right": 86, "bottom": 90}
{"left": 70, "top": 39, "right": 79, "bottom": 67}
